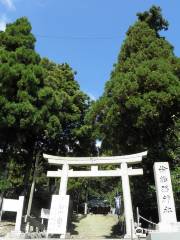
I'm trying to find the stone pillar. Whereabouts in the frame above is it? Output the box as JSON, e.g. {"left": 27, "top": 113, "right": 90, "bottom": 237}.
{"left": 154, "top": 162, "right": 178, "bottom": 232}
{"left": 59, "top": 163, "right": 69, "bottom": 195}
{"left": 15, "top": 196, "right": 24, "bottom": 232}
{"left": 84, "top": 203, "right": 88, "bottom": 215}
{"left": 121, "top": 162, "right": 135, "bottom": 238}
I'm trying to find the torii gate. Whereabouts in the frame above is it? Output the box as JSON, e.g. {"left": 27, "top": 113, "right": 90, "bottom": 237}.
{"left": 44, "top": 151, "right": 147, "bottom": 238}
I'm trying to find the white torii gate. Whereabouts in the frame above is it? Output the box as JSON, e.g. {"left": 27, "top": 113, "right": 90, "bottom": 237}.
{"left": 44, "top": 151, "right": 147, "bottom": 238}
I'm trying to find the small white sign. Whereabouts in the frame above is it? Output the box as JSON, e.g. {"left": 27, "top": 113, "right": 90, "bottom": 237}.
{"left": 47, "top": 195, "right": 69, "bottom": 235}
{"left": 41, "top": 208, "right": 50, "bottom": 219}
{"left": 0, "top": 196, "right": 24, "bottom": 232}
{"left": 2, "top": 199, "right": 19, "bottom": 212}
{"left": 154, "top": 162, "right": 177, "bottom": 223}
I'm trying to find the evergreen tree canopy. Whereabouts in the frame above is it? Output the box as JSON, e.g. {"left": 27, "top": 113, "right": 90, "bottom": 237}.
{"left": 0, "top": 18, "right": 94, "bottom": 195}
{"left": 87, "top": 6, "right": 180, "bottom": 156}
{"left": 86, "top": 6, "right": 180, "bottom": 219}
{"left": 137, "top": 5, "right": 169, "bottom": 33}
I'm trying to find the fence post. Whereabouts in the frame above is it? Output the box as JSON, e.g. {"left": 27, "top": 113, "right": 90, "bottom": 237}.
{"left": 137, "top": 207, "right": 140, "bottom": 227}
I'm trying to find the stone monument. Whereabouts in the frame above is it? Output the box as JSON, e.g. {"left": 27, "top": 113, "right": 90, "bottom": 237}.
{"left": 47, "top": 195, "right": 70, "bottom": 238}
{"left": 147, "top": 162, "right": 180, "bottom": 240}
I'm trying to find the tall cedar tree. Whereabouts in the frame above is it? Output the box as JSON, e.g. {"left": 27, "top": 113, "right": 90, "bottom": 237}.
{"left": 0, "top": 18, "right": 95, "bottom": 196}
{"left": 87, "top": 6, "right": 180, "bottom": 219}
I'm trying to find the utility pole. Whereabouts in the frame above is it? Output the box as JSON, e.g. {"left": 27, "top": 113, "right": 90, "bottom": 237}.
{"left": 25, "top": 153, "right": 39, "bottom": 230}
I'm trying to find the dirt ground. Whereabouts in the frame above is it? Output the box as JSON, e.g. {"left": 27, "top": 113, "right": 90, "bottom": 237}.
{"left": 0, "top": 221, "right": 15, "bottom": 237}
{"left": 0, "top": 214, "right": 124, "bottom": 239}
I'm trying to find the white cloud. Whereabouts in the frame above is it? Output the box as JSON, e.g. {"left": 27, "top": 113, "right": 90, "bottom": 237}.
{"left": 0, "top": 0, "right": 15, "bottom": 10}
{"left": 0, "top": 14, "right": 8, "bottom": 31}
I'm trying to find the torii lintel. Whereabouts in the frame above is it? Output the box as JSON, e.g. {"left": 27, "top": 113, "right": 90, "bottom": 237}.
{"left": 43, "top": 151, "right": 147, "bottom": 166}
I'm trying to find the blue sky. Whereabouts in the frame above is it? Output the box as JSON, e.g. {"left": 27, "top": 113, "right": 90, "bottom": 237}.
{"left": 0, "top": 0, "right": 180, "bottom": 99}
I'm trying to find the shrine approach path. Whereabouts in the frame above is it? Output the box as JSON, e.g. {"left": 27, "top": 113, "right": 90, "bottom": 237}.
{"left": 71, "top": 214, "right": 123, "bottom": 239}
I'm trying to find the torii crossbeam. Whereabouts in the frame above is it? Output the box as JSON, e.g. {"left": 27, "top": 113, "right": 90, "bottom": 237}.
{"left": 44, "top": 151, "right": 147, "bottom": 239}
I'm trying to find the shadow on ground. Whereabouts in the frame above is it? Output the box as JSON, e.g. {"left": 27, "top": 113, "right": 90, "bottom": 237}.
{"left": 69, "top": 214, "right": 87, "bottom": 235}
{"left": 70, "top": 214, "right": 125, "bottom": 239}
{"left": 104, "top": 221, "right": 125, "bottom": 238}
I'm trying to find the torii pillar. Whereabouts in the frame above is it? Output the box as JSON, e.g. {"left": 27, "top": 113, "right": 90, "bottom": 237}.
{"left": 121, "top": 162, "right": 135, "bottom": 238}
{"left": 44, "top": 151, "right": 147, "bottom": 239}
{"left": 59, "top": 163, "right": 69, "bottom": 195}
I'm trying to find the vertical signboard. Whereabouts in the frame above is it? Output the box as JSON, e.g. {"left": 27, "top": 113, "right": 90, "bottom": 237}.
{"left": 47, "top": 195, "right": 69, "bottom": 235}
{"left": 154, "top": 162, "right": 177, "bottom": 223}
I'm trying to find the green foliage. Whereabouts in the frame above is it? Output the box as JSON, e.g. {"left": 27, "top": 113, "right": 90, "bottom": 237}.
{"left": 0, "top": 18, "right": 95, "bottom": 196}
{"left": 0, "top": 178, "right": 12, "bottom": 192}
{"left": 0, "top": 8, "right": 179, "bottom": 220}
{"left": 137, "top": 5, "right": 169, "bottom": 33}
{"left": 165, "top": 118, "right": 180, "bottom": 165}
{"left": 0, "top": 17, "right": 35, "bottom": 50}
{"left": 87, "top": 6, "right": 180, "bottom": 156}
{"left": 87, "top": 6, "right": 180, "bottom": 218}
{"left": 68, "top": 176, "right": 122, "bottom": 209}
{"left": 171, "top": 166, "right": 180, "bottom": 212}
